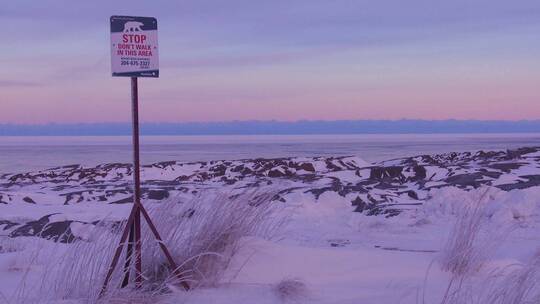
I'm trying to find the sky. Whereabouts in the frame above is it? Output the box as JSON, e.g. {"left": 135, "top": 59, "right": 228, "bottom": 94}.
{"left": 2, "top": 0, "right": 540, "bottom": 124}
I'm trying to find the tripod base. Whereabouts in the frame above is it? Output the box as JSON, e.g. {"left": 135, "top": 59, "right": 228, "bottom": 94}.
{"left": 100, "top": 202, "right": 190, "bottom": 296}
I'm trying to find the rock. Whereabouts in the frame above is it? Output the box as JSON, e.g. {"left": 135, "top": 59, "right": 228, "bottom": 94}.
{"left": 351, "top": 196, "right": 371, "bottom": 213}
{"left": 22, "top": 196, "right": 36, "bottom": 204}
{"left": 0, "top": 220, "right": 19, "bottom": 230}
{"left": 497, "top": 175, "right": 540, "bottom": 191}
{"left": 369, "top": 166, "right": 404, "bottom": 181}
{"left": 298, "top": 162, "right": 316, "bottom": 172}
{"left": 407, "top": 190, "right": 419, "bottom": 200}
{"left": 145, "top": 190, "right": 169, "bottom": 200}
{"left": 411, "top": 166, "right": 427, "bottom": 181}
{"left": 9, "top": 214, "right": 77, "bottom": 243}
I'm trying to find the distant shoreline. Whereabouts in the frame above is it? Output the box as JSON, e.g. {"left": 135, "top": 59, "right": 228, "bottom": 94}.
{"left": 1, "top": 132, "right": 540, "bottom": 138}
{"left": 2, "top": 120, "right": 540, "bottom": 136}
{"left": 2, "top": 132, "right": 540, "bottom": 137}
{"left": 1, "top": 134, "right": 539, "bottom": 174}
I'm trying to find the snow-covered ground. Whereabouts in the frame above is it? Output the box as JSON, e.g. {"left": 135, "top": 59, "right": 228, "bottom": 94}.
{"left": 1, "top": 147, "right": 539, "bottom": 303}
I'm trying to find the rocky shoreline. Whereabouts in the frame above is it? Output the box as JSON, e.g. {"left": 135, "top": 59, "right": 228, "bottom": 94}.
{"left": 1, "top": 146, "right": 539, "bottom": 242}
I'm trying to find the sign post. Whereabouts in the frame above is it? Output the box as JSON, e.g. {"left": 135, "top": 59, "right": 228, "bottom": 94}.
{"left": 101, "top": 16, "right": 189, "bottom": 296}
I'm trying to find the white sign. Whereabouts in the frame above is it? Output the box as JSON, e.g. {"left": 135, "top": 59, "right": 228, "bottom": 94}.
{"left": 110, "top": 16, "right": 159, "bottom": 77}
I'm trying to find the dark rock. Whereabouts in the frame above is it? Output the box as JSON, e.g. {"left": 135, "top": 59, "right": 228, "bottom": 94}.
{"left": 9, "top": 214, "right": 77, "bottom": 243}
{"left": 146, "top": 190, "right": 169, "bottom": 200}
{"left": 268, "top": 167, "right": 296, "bottom": 178}
{"left": 407, "top": 190, "right": 419, "bottom": 200}
{"left": 298, "top": 163, "right": 316, "bottom": 172}
{"left": 324, "top": 159, "right": 343, "bottom": 171}
{"left": 497, "top": 175, "right": 540, "bottom": 191}
{"left": 445, "top": 173, "right": 485, "bottom": 188}
{"left": 351, "top": 196, "right": 370, "bottom": 213}
{"left": 0, "top": 220, "right": 19, "bottom": 230}
{"left": 339, "top": 183, "right": 369, "bottom": 196}
{"left": 488, "top": 163, "right": 524, "bottom": 173}
{"left": 22, "top": 196, "right": 36, "bottom": 204}
{"left": 149, "top": 161, "right": 177, "bottom": 169}
{"left": 506, "top": 147, "right": 538, "bottom": 159}
{"left": 411, "top": 166, "right": 427, "bottom": 181}
{"left": 306, "top": 180, "right": 343, "bottom": 199}
{"left": 369, "top": 166, "right": 404, "bottom": 181}
{"left": 479, "top": 170, "right": 503, "bottom": 179}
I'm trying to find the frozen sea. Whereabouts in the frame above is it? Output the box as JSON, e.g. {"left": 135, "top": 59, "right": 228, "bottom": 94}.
{"left": 0, "top": 133, "right": 539, "bottom": 174}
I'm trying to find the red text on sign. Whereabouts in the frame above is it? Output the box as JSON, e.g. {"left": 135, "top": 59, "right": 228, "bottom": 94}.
{"left": 122, "top": 34, "right": 147, "bottom": 44}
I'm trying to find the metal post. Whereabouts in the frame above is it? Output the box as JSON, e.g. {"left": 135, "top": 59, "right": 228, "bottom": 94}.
{"left": 100, "top": 205, "right": 137, "bottom": 296}
{"left": 130, "top": 77, "right": 143, "bottom": 288}
{"left": 121, "top": 223, "right": 134, "bottom": 287}
{"left": 101, "top": 77, "right": 189, "bottom": 296}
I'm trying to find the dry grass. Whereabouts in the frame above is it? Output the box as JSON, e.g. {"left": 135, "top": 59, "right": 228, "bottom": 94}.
{"left": 140, "top": 189, "right": 285, "bottom": 289}
{"left": 11, "top": 189, "right": 284, "bottom": 303}
{"left": 421, "top": 187, "right": 539, "bottom": 304}
{"left": 430, "top": 249, "right": 540, "bottom": 304}
{"left": 480, "top": 250, "right": 540, "bottom": 304}
{"left": 439, "top": 188, "right": 492, "bottom": 277}
{"left": 434, "top": 188, "right": 495, "bottom": 304}
{"left": 11, "top": 223, "right": 124, "bottom": 303}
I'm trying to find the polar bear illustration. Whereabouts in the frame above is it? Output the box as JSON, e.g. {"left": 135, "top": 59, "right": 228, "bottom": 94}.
{"left": 123, "top": 21, "right": 144, "bottom": 32}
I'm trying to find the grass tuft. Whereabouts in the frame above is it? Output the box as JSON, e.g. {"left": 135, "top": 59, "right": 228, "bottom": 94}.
{"left": 438, "top": 188, "right": 492, "bottom": 277}
{"left": 12, "top": 189, "right": 284, "bottom": 303}
{"left": 273, "top": 278, "right": 309, "bottom": 303}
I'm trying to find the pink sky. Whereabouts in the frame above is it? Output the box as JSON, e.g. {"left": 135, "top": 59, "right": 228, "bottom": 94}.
{"left": 1, "top": 0, "right": 540, "bottom": 123}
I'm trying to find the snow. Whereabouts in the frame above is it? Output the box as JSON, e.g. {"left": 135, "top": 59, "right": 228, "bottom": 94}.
{"left": 176, "top": 185, "right": 540, "bottom": 304}
{"left": 1, "top": 186, "right": 540, "bottom": 303}
{"left": 2, "top": 150, "right": 540, "bottom": 303}
{"left": 523, "top": 150, "right": 540, "bottom": 158}
{"left": 0, "top": 202, "right": 131, "bottom": 223}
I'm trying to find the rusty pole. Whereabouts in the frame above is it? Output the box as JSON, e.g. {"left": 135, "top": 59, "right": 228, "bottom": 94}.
{"left": 130, "top": 77, "right": 143, "bottom": 288}
{"left": 101, "top": 77, "right": 189, "bottom": 297}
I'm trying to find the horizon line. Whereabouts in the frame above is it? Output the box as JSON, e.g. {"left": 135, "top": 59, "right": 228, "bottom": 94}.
{"left": 3, "top": 118, "right": 540, "bottom": 126}
{"left": 2, "top": 120, "right": 540, "bottom": 136}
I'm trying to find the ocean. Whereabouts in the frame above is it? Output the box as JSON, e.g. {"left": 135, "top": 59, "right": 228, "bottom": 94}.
{"left": 0, "top": 133, "right": 539, "bottom": 174}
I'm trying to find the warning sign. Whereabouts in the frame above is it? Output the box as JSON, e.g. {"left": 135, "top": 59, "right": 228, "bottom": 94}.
{"left": 110, "top": 16, "right": 159, "bottom": 77}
